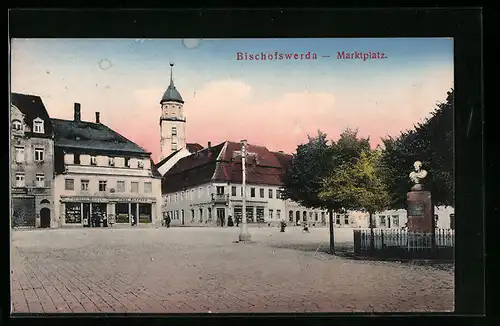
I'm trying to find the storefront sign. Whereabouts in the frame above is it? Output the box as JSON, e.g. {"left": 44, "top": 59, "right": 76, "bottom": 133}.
{"left": 61, "top": 196, "right": 155, "bottom": 203}
{"left": 12, "top": 188, "right": 28, "bottom": 195}
{"left": 114, "top": 197, "right": 154, "bottom": 203}
{"left": 407, "top": 202, "right": 425, "bottom": 217}
{"left": 62, "top": 196, "right": 109, "bottom": 203}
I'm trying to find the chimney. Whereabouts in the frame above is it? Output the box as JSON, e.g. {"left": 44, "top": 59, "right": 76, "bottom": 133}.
{"left": 208, "top": 141, "right": 212, "bottom": 148}
{"left": 74, "top": 103, "right": 81, "bottom": 121}
{"left": 278, "top": 151, "right": 284, "bottom": 154}
{"left": 95, "top": 112, "right": 100, "bottom": 123}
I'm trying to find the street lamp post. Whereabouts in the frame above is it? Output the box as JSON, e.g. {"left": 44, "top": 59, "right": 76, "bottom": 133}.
{"left": 239, "top": 139, "right": 251, "bottom": 242}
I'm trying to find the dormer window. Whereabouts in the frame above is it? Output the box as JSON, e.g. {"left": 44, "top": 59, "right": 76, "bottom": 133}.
{"left": 108, "top": 157, "right": 115, "bottom": 167}
{"left": 33, "top": 118, "right": 44, "bottom": 134}
{"left": 12, "top": 120, "right": 23, "bottom": 131}
{"left": 124, "top": 157, "right": 130, "bottom": 168}
{"left": 90, "top": 156, "right": 97, "bottom": 166}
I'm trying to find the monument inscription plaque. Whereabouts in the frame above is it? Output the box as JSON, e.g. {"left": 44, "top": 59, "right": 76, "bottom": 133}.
{"left": 407, "top": 202, "right": 425, "bottom": 217}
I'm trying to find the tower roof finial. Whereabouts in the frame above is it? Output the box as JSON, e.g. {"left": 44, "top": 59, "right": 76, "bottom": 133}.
{"left": 160, "top": 62, "right": 184, "bottom": 104}
{"left": 169, "top": 62, "right": 174, "bottom": 87}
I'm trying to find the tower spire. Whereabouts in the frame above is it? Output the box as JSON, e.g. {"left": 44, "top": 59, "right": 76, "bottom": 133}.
{"left": 169, "top": 62, "right": 174, "bottom": 87}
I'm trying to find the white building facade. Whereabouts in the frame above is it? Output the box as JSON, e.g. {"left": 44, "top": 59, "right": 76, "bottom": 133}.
{"left": 163, "top": 181, "right": 330, "bottom": 227}
{"left": 52, "top": 104, "right": 162, "bottom": 228}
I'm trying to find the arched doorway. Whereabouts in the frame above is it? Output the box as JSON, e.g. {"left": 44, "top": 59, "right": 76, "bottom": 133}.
{"left": 40, "top": 208, "right": 50, "bottom": 228}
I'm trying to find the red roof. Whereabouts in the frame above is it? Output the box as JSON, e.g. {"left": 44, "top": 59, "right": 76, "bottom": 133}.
{"left": 161, "top": 141, "right": 292, "bottom": 193}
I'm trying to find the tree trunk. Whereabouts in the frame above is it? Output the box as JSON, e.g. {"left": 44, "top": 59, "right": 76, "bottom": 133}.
{"left": 328, "top": 208, "right": 335, "bottom": 255}
{"left": 369, "top": 212, "right": 375, "bottom": 252}
{"left": 431, "top": 202, "right": 436, "bottom": 252}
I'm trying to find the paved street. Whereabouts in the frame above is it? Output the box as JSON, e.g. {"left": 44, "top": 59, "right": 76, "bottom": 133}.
{"left": 11, "top": 226, "right": 454, "bottom": 313}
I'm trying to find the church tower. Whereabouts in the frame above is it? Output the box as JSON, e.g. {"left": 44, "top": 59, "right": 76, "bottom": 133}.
{"left": 159, "top": 63, "right": 186, "bottom": 161}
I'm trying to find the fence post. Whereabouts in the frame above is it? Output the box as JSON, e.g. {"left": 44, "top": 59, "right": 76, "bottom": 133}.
{"left": 381, "top": 230, "right": 385, "bottom": 249}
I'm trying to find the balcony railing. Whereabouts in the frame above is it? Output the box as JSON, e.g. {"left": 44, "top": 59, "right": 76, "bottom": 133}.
{"left": 211, "top": 193, "right": 229, "bottom": 204}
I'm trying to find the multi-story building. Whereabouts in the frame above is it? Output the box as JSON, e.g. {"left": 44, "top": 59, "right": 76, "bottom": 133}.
{"left": 52, "top": 103, "right": 162, "bottom": 228}
{"left": 10, "top": 93, "right": 55, "bottom": 228}
{"left": 162, "top": 141, "right": 329, "bottom": 227}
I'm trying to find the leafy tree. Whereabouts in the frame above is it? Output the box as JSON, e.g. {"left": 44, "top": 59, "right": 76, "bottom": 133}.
{"left": 282, "top": 128, "right": 371, "bottom": 254}
{"left": 281, "top": 131, "right": 339, "bottom": 253}
{"left": 381, "top": 89, "right": 454, "bottom": 209}
{"left": 331, "top": 128, "right": 371, "bottom": 167}
{"left": 320, "top": 150, "right": 391, "bottom": 250}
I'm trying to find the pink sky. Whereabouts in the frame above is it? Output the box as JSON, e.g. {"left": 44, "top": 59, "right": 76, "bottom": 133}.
{"left": 10, "top": 39, "right": 454, "bottom": 162}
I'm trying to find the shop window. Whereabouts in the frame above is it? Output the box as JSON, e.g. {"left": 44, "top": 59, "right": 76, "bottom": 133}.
{"left": 65, "top": 203, "right": 82, "bottom": 224}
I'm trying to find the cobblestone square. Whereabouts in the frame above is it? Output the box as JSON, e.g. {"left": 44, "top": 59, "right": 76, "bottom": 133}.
{"left": 11, "top": 226, "right": 454, "bottom": 313}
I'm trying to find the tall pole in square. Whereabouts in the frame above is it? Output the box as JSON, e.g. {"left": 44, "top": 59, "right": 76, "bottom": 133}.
{"left": 239, "top": 139, "right": 251, "bottom": 242}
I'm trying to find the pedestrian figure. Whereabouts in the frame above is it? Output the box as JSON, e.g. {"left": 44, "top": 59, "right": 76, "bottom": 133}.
{"left": 235, "top": 216, "right": 239, "bottom": 227}
{"left": 280, "top": 220, "right": 287, "bottom": 232}
{"left": 228, "top": 215, "right": 234, "bottom": 227}
{"left": 166, "top": 215, "right": 171, "bottom": 228}
{"left": 303, "top": 223, "right": 310, "bottom": 233}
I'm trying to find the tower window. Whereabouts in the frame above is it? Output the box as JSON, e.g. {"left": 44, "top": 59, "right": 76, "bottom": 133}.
{"left": 172, "top": 127, "right": 177, "bottom": 136}
{"left": 172, "top": 142, "right": 178, "bottom": 151}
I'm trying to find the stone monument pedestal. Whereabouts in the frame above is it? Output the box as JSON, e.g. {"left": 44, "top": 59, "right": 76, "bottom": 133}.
{"left": 406, "top": 185, "right": 433, "bottom": 234}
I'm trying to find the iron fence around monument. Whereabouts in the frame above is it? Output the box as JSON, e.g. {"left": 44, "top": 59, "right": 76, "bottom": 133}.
{"left": 353, "top": 228, "right": 455, "bottom": 259}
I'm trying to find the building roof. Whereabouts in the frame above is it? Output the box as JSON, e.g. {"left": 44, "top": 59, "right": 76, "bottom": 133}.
{"left": 154, "top": 149, "right": 181, "bottom": 169}
{"left": 10, "top": 92, "right": 53, "bottom": 137}
{"left": 160, "top": 65, "right": 184, "bottom": 104}
{"left": 51, "top": 118, "right": 151, "bottom": 156}
{"left": 186, "top": 143, "right": 204, "bottom": 153}
{"left": 150, "top": 158, "right": 162, "bottom": 178}
{"left": 161, "top": 141, "right": 292, "bottom": 193}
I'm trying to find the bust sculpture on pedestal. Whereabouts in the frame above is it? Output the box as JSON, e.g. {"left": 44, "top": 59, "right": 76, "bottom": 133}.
{"left": 409, "top": 161, "right": 428, "bottom": 190}
{"left": 406, "top": 161, "right": 432, "bottom": 233}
